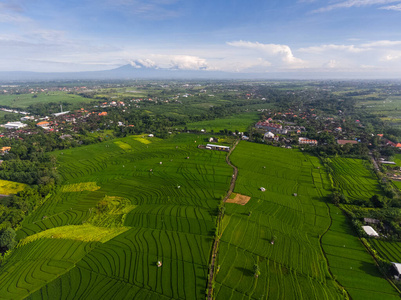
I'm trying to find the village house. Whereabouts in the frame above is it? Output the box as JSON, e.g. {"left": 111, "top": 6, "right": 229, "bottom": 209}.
{"left": 298, "top": 137, "right": 318, "bottom": 145}
{"left": 3, "top": 121, "right": 27, "bottom": 129}
{"left": 36, "top": 121, "right": 50, "bottom": 129}
{"left": 337, "top": 140, "right": 358, "bottom": 145}
{"left": 0, "top": 146, "right": 11, "bottom": 155}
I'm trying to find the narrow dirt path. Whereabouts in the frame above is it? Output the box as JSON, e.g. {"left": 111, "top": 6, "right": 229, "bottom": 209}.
{"left": 206, "top": 139, "right": 240, "bottom": 300}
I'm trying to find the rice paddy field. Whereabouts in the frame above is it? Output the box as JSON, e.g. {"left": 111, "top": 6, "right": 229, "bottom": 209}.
{"left": 356, "top": 96, "right": 401, "bottom": 127}
{"left": 0, "top": 134, "right": 233, "bottom": 299}
{"left": 325, "top": 157, "right": 400, "bottom": 299}
{"left": 0, "top": 92, "right": 93, "bottom": 109}
{"left": 184, "top": 112, "right": 260, "bottom": 132}
{"left": 329, "top": 157, "right": 383, "bottom": 202}
{"left": 213, "top": 143, "right": 399, "bottom": 300}
{"left": 214, "top": 142, "right": 344, "bottom": 300}
{"left": 370, "top": 239, "right": 401, "bottom": 262}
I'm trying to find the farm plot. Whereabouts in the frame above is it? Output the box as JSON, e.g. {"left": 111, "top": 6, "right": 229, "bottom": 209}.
{"left": 322, "top": 204, "right": 400, "bottom": 299}
{"left": 329, "top": 157, "right": 382, "bottom": 202}
{"left": 0, "top": 238, "right": 99, "bottom": 299}
{"left": 324, "top": 157, "right": 400, "bottom": 299}
{"left": 370, "top": 239, "right": 401, "bottom": 262}
{"left": 4, "top": 133, "right": 233, "bottom": 299}
{"left": 184, "top": 112, "right": 260, "bottom": 132}
{"left": 214, "top": 142, "right": 343, "bottom": 300}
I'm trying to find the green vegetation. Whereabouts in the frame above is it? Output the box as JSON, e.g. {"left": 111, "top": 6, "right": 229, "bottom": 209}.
{"left": 329, "top": 157, "right": 383, "bottom": 205}
{"left": 184, "top": 112, "right": 259, "bottom": 132}
{"left": 214, "top": 142, "right": 343, "bottom": 299}
{"left": 0, "top": 134, "right": 233, "bottom": 299}
{"left": 322, "top": 204, "right": 399, "bottom": 299}
{"left": 370, "top": 239, "right": 401, "bottom": 262}
{"left": 0, "top": 179, "right": 27, "bottom": 195}
{"left": 0, "top": 92, "right": 93, "bottom": 109}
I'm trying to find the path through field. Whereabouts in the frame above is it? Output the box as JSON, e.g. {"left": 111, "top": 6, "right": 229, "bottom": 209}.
{"left": 207, "top": 139, "right": 239, "bottom": 300}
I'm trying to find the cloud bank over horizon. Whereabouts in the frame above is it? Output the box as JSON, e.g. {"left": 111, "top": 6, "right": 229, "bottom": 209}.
{"left": 0, "top": 0, "right": 401, "bottom": 78}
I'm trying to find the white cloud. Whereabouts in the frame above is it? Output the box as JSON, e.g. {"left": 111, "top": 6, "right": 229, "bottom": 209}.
{"left": 323, "top": 60, "right": 338, "bottom": 68}
{"left": 168, "top": 55, "right": 208, "bottom": 70}
{"left": 361, "top": 40, "right": 401, "bottom": 47}
{"left": 227, "top": 40, "right": 304, "bottom": 66}
{"left": 312, "top": 0, "right": 401, "bottom": 13}
{"left": 380, "top": 3, "right": 401, "bottom": 9}
{"left": 130, "top": 58, "right": 157, "bottom": 68}
{"left": 299, "top": 44, "right": 367, "bottom": 53}
{"left": 128, "top": 55, "right": 208, "bottom": 70}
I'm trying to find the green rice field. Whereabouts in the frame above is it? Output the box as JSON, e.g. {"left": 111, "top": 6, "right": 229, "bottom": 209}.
{"left": 325, "top": 157, "right": 400, "bottom": 299}
{"left": 214, "top": 142, "right": 343, "bottom": 299}
{"left": 329, "top": 157, "right": 383, "bottom": 202}
{"left": 0, "top": 134, "right": 233, "bottom": 299}
{"left": 0, "top": 92, "right": 93, "bottom": 109}
{"left": 213, "top": 143, "right": 399, "bottom": 300}
{"left": 184, "top": 112, "right": 260, "bottom": 132}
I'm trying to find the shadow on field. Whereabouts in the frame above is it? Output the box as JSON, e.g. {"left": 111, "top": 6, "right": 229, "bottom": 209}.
{"left": 235, "top": 267, "right": 253, "bottom": 277}
{"left": 359, "top": 260, "right": 382, "bottom": 277}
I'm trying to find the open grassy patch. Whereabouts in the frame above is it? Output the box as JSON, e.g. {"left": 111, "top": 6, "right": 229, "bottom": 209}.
{"left": 19, "top": 224, "right": 129, "bottom": 245}
{"left": 60, "top": 182, "right": 100, "bottom": 192}
{"left": 114, "top": 140, "right": 132, "bottom": 150}
{"left": 0, "top": 179, "right": 27, "bottom": 195}
{"left": 132, "top": 135, "right": 152, "bottom": 144}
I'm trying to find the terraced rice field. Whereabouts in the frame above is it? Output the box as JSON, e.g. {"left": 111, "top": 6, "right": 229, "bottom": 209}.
{"left": 214, "top": 143, "right": 399, "bottom": 300}
{"left": 325, "top": 157, "right": 400, "bottom": 299}
{"left": 370, "top": 239, "right": 401, "bottom": 262}
{"left": 214, "top": 142, "right": 344, "bottom": 299}
{"left": 0, "top": 134, "right": 233, "bottom": 299}
{"left": 329, "top": 157, "right": 382, "bottom": 202}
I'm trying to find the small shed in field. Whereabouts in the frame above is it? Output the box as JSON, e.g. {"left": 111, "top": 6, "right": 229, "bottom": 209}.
{"left": 362, "top": 226, "right": 379, "bottom": 237}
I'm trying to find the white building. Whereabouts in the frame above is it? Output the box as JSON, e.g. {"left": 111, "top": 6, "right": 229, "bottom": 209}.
{"left": 4, "top": 121, "right": 27, "bottom": 129}
{"left": 264, "top": 132, "right": 275, "bottom": 139}
{"left": 362, "top": 226, "right": 379, "bottom": 237}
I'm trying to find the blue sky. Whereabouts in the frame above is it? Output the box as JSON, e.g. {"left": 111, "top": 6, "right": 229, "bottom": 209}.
{"left": 1, "top": 0, "right": 401, "bottom": 77}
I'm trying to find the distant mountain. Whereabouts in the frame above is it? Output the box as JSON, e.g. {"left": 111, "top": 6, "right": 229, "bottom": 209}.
{"left": 0, "top": 64, "right": 393, "bottom": 82}
{"left": 0, "top": 64, "right": 238, "bottom": 82}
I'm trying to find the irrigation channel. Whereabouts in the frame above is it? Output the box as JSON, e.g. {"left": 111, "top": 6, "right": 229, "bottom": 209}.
{"left": 207, "top": 139, "right": 240, "bottom": 300}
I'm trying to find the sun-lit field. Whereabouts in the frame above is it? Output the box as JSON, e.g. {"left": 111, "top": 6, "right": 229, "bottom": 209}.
{"left": 213, "top": 142, "right": 399, "bottom": 300}
{"left": 0, "top": 92, "right": 93, "bottom": 108}
{"left": 214, "top": 142, "right": 344, "bottom": 299}
{"left": 0, "top": 134, "right": 233, "bottom": 299}
{"left": 0, "top": 179, "right": 27, "bottom": 195}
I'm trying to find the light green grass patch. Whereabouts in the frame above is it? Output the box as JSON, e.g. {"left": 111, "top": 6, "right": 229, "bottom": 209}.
{"left": 19, "top": 224, "right": 129, "bottom": 245}
{"left": 114, "top": 141, "right": 132, "bottom": 150}
{"left": 60, "top": 182, "right": 100, "bottom": 192}
{"left": 0, "top": 179, "right": 27, "bottom": 195}
{"left": 132, "top": 135, "right": 152, "bottom": 144}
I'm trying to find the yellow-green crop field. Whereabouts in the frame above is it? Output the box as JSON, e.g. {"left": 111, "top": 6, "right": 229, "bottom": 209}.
{"left": 0, "top": 179, "right": 26, "bottom": 195}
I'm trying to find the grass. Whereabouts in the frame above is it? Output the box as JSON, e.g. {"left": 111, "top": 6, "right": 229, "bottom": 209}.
{"left": 60, "top": 182, "right": 100, "bottom": 192}
{"left": 0, "top": 179, "right": 27, "bottom": 195}
{"left": 329, "top": 157, "right": 383, "bottom": 202}
{"left": 3, "top": 133, "right": 233, "bottom": 299}
{"left": 184, "top": 112, "right": 260, "bottom": 132}
{"left": 324, "top": 157, "right": 400, "bottom": 299}
{"left": 19, "top": 224, "right": 129, "bottom": 245}
{"left": 214, "top": 142, "right": 343, "bottom": 300}
{"left": 0, "top": 92, "right": 94, "bottom": 109}
{"left": 370, "top": 239, "right": 401, "bottom": 262}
